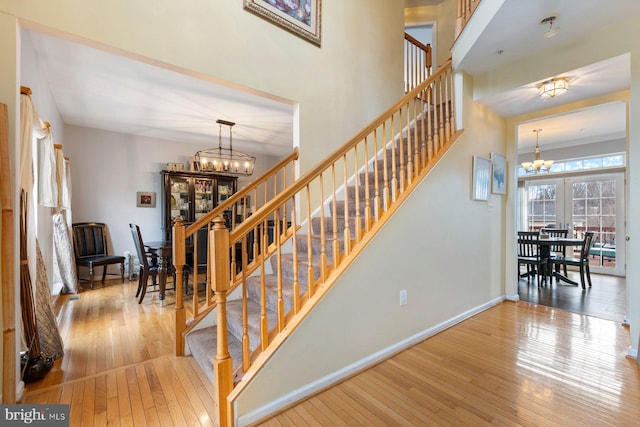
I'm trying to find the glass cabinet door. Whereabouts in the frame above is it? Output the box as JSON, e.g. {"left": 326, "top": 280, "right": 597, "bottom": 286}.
{"left": 170, "top": 176, "right": 190, "bottom": 223}
{"left": 217, "top": 179, "right": 235, "bottom": 228}
{"left": 194, "top": 178, "right": 214, "bottom": 220}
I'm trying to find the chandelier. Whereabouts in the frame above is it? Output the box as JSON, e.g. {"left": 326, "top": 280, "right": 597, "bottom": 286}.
{"left": 538, "top": 77, "right": 569, "bottom": 99}
{"left": 194, "top": 119, "right": 256, "bottom": 176}
{"left": 521, "top": 129, "right": 554, "bottom": 174}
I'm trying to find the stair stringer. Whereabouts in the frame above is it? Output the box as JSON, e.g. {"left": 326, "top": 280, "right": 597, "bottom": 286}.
{"left": 228, "top": 129, "right": 463, "bottom": 425}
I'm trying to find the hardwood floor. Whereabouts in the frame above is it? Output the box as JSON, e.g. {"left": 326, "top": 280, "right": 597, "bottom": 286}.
{"left": 518, "top": 271, "right": 626, "bottom": 322}
{"left": 22, "top": 279, "right": 640, "bottom": 426}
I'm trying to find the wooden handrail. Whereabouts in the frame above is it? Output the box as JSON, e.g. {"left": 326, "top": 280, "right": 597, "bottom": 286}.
{"left": 404, "top": 33, "right": 432, "bottom": 94}
{"left": 1, "top": 103, "right": 17, "bottom": 404}
{"left": 172, "top": 148, "right": 299, "bottom": 356}
{"left": 231, "top": 59, "right": 452, "bottom": 241}
{"left": 185, "top": 148, "right": 299, "bottom": 236}
{"left": 217, "top": 60, "right": 459, "bottom": 423}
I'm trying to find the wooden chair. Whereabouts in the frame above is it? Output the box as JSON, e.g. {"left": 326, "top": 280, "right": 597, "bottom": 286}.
{"left": 129, "top": 223, "right": 159, "bottom": 303}
{"left": 72, "top": 222, "right": 125, "bottom": 289}
{"left": 551, "top": 231, "right": 595, "bottom": 289}
{"left": 185, "top": 226, "right": 209, "bottom": 295}
{"left": 541, "top": 228, "right": 569, "bottom": 281}
{"left": 517, "top": 231, "right": 546, "bottom": 286}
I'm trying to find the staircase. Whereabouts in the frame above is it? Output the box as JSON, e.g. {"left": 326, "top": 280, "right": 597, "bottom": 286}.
{"left": 171, "top": 56, "right": 461, "bottom": 425}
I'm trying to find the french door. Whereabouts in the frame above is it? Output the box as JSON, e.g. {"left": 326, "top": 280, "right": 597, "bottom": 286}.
{"left": 523, "top": 173, "right": 625, "bottom": 276}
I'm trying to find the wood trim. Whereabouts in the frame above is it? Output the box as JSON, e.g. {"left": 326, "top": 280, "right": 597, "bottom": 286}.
{"left": 20, "top": 86, "right": 31, "bottom": 96}
{"left": 0, "top": 103, "right": 17, "bottom": 403}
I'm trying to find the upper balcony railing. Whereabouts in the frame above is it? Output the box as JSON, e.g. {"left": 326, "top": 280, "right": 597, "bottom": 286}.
{"left": 455, "top": 0, "right": 482, "bottom": 40}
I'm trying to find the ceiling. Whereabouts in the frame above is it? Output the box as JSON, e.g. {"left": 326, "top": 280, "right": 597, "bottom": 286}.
{"left": 25, "top": 30, "right": 295, "bottom": 157}
{"left": 457, "top": 0, "right": 638, "bottom": 153}
{"left": 24, "top": 0, "right": 634, "bottom": 158}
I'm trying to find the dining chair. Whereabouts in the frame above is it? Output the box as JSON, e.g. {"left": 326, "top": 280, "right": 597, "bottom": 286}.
{"left": 517, "top": 231, "right": 546, "bottom": 286}
{"left": 185, "top": 226, "right": 209, "bottom": 295}
{"left": 551, "top": 231, "right": 595, "bottom": 289}
{"left": 541, "top": 228, "right": 569, "bottom": 280}
{"left": 129, "top": 223, "right": 159, "bottom": 303}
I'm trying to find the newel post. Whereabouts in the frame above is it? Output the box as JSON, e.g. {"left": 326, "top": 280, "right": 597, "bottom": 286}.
{"left": 173, "top": 218, "right": 186, "bottom": 356}
{"left": 211, "top": 216, "right": 234, "bottom": 426}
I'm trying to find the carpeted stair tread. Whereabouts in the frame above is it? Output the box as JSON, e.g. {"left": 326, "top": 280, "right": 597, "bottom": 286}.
{"left": 226, "top": 298, "right": 278, "bottom": 353}
{"left": 246, "top": 274, "right": 298, "bottom": 314}
{"left": 186, "top": 325, "right": 243, "bottom": 385}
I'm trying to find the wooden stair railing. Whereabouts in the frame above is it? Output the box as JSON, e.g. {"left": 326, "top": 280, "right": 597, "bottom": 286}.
{"left": 404, "top": 33, "right": 432, "bottom": 94}
{"left": 172, "top": 148, "right": 299, "bottom": 356}
{"left": 455, "top": 0, "right": 482, "bottom": 40}
{"left": 182, "top": 59, "right": 461, "bottom": 426}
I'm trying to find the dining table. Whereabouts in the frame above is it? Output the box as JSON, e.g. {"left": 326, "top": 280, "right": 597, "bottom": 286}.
{"left": 537, "top": 236, "right": 584, "bottom": 285}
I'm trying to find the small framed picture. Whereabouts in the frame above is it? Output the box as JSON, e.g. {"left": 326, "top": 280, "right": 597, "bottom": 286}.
{"left": 491, "top": 152, "right": 507, "bottom": 195}
{"left": 472, "top": 156, "right": 491, "bottom": 201}
{"left": 136, "top": 191, "right": 156, "bottom": 208}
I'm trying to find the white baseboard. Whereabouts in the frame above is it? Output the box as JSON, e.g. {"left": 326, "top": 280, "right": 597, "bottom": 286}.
{"left": 627, "top": 345, "right": 638, "bottom": 359}
{"left": 505, "top": 294, "right": 520, "bottom": 302}
{"left": 236, "top": 296, "right": 504, "bottom": 426}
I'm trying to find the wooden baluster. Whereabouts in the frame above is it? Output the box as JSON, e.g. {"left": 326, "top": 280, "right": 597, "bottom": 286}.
{"left": 206, "top": 222, "right": 213, "bottom": 303}
{"left": 241, "top": 233, "right": 250, "bottom": 372}
{"left": 408, "top": 102, "right": 415, "bottom": 185}
{"left": 353, "top": 145, "right": 362, "bottom": 241}
{"left": 372, "top": 131, "right": 381, "bottom": 221}
{"left": 210, "top": 217, "right": 233, "bottom": 427}
{"left": 438, "top": 75, "right": 445, "bottom": 150}
{"left": 331, "top": 164, "right": 340, "bottom": 266}
{"left": 172, "top": 218, "right": 186, "bottom": 356}
{"left": 398, "top": 107, "right": 406, "bottom": 192}
{"left": 383, "top": 121, "right": 391, "bottom": 210}
{"left": 450, "top": 70, "right": 457, "bottom": 137}
{"left": 260, "top": 218, "right": 268, "bottom": 351}
{"left": 306, "top": 185, "right": 315, "bottom": 296}
{"left": 427, "top": 82, "right": 434, "bottom": 161}
{"left": 390, "top": 116, "right": 397, "bottom": 203}
{"left": 291, "top": 197, "right": 300, "bottom": 313}
{"left": 432, "top": 79, "right": 441, "bottom": 153}
{"left": 275, "top": 209, "right": 284, "bottom": 331}
{"left": 343, "top": 154, "right": 351, "bottom": 256}
{"left": 319, "top": 175, "right": 328, "bottom": 281}
{"left": 426, "top": 43, "right": 432, "bottom": 77}
{"left": 444, "top": 69, "right": 452, "bottom": 141}
{"left": 363, "top": 135, "right": 372, "bottom": 231}
{"left": 404, "top": 104, "right": 413, "bottom": 186}
{"left": 192, "top": 228, "right": 199, "bottom": 319}
{"left": 420, "top": 88, "right": 427, "bottom": 169}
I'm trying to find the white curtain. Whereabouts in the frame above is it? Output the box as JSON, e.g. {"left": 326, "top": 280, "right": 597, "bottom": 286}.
{"left": 20, "top": 94, "right": 51, "bottom": 293}
{"left": 38, "top": 133, "right": 57, "bottom": 207}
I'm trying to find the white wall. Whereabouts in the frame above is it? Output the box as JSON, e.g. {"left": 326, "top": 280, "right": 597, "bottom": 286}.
{"left": 64, "top": 125, "right": 283, "bottom": 263}
{"left": 518, "top": 138, "right": 626, "bottom": 164}
{"left": 405, "top": 0, "right": 457, "bottom": 67}
{"left": 236, "top": 71, "right": 507, "bottom": 420}
{"left": 473, "top": 13, "right": 640, "bottom": 353}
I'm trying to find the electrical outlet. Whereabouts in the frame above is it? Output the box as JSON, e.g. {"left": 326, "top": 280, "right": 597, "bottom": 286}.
{"left": 399, "top": 289, "right": 407, "bottom": 306}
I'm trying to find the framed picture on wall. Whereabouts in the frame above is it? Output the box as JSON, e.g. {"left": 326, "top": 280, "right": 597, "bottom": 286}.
{"left": 472, "top": 156, "right": 491, "bottom": 201}
{"left": 136, "top": 191, "right": 156, "bottom": 208}
{"left": 244, "top": 0, "right": 321, "bottom": 46}
{"left": 491, "top": 152, "right": 507, "bottom": 195}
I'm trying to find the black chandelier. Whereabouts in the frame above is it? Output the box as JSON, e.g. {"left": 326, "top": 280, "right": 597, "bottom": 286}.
{"left": 194, "top": 119, "right": 256, "bottom": 176}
